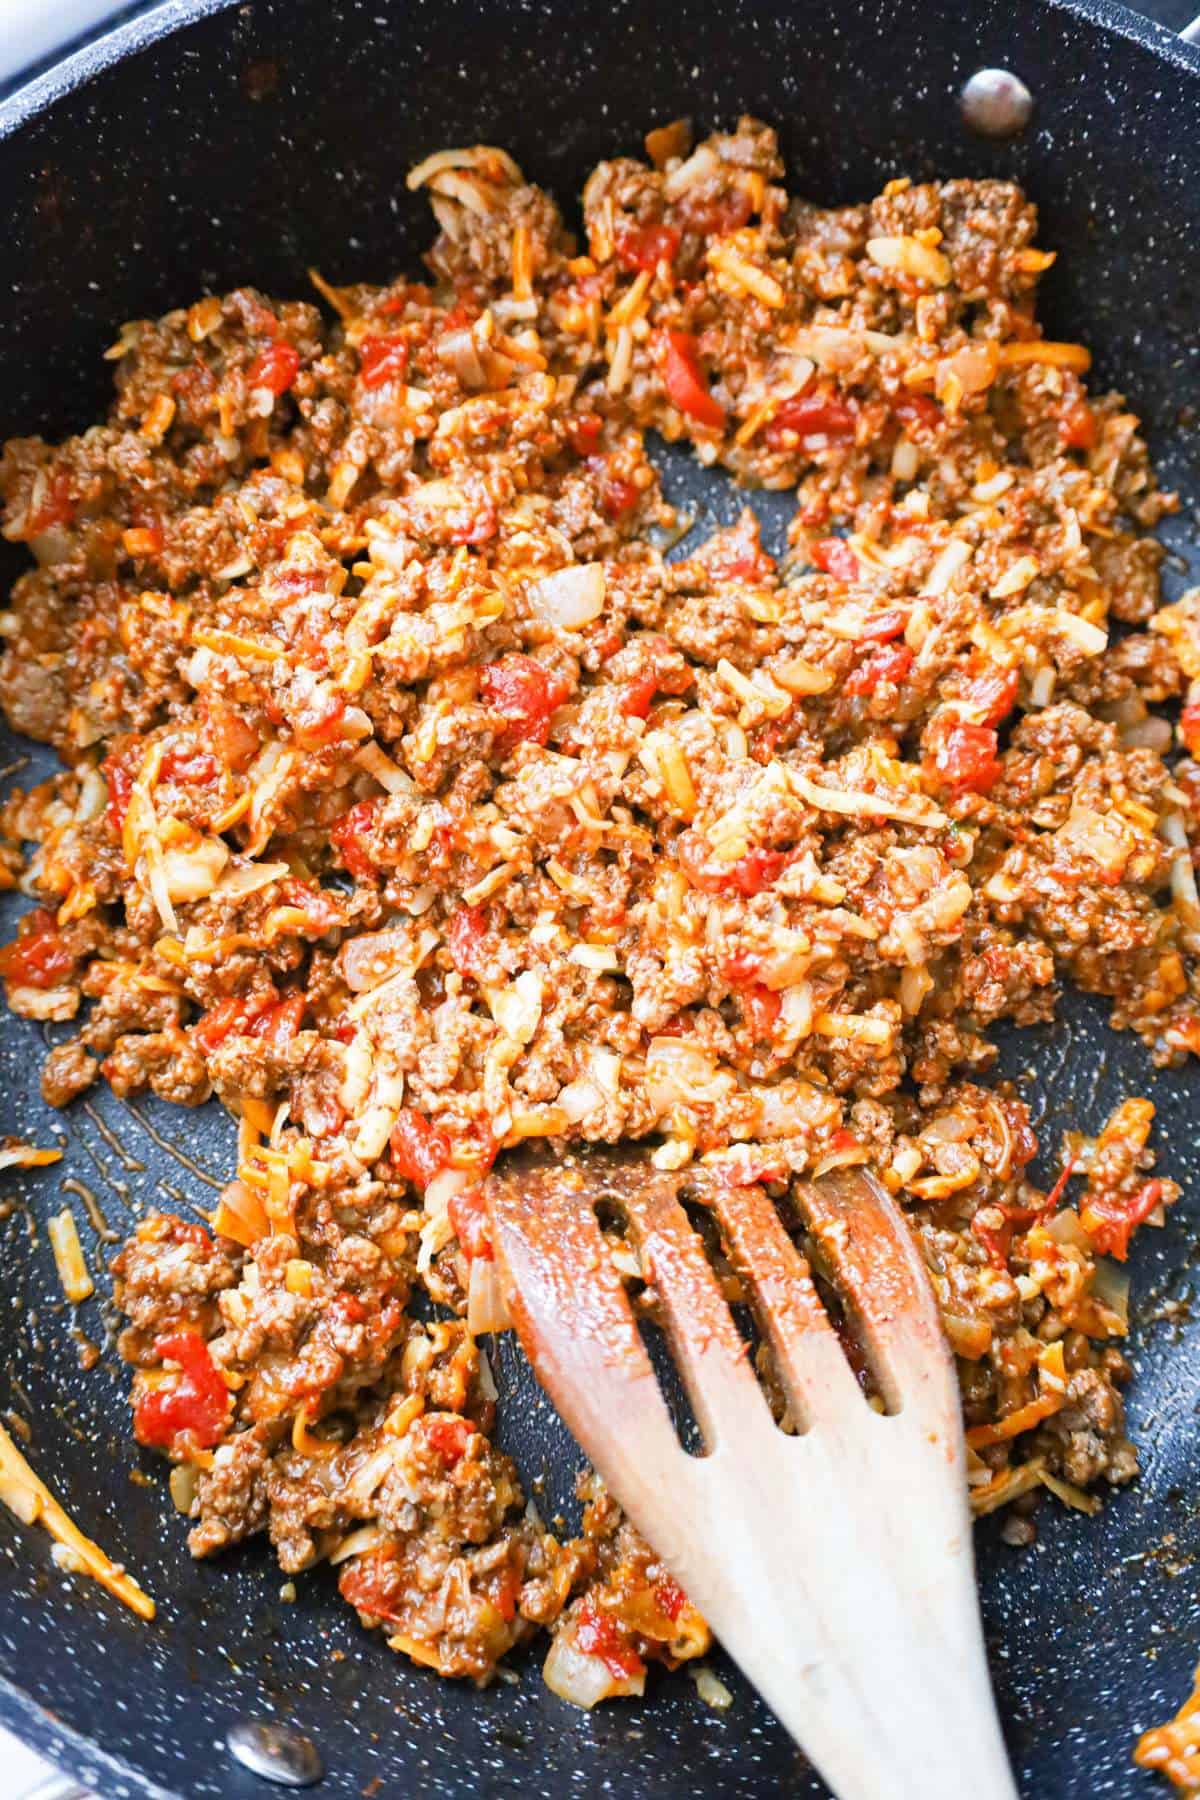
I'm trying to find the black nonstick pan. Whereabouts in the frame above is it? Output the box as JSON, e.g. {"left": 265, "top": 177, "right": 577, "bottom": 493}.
{"left": 1, "top": 1, "right": 1199, "bottom": 1794}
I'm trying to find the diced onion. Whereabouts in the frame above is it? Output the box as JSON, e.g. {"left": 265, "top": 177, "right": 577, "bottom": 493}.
{"left": 543, "top": 1633, "right": 644, "bottom": 1707}
{"left": 329, "top": 1523, "right": 388, "bottom": 1566}
{"left": 530, "top": 563, "right": 607, "bottom": 631}
{"left": 467, "top": 1256, "right": 512, "bottom": 1334}
{"left": 213, "top": 860, "right": 290, "bottom": 899}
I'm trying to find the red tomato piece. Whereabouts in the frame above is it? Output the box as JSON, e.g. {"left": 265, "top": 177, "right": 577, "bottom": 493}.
{"left": 445, "top": 906, "right": 490, "bottom": 980}
{"left": 678, "top": 834, "right": 790, "bottom": 897}
{"left": 192, "top": 989, "right": 277, "bottom": 1055}
{"left": 160, "top": 744, "right": 220, "bottom": 787}
{"left": 1059, "top": 400, "right": 1097, "bottom": 450}
{"left": 764, "top": 391, "right": 857, "bottom": 452}
{"left": 246, "top": 992, "right": 305, "bottom": 1054}
{"left": 574, "top": 1595, "right": 646, "bottom": 1678}
{"left": 331, "top": 798, "right": 382, "bottom": 879}
{"left": 339, "top": 1546, "right": 404, "bottom": 1624}
{"left": 447, "top": 1186, "right": 494, "bottom": 1261}
{"left": 858, "top": 611, "right": 907, "bottom": 643}
{"left": 134, "top": 1329, "right": 229, "bottom": 1453}
{"left": 1081, "top": 1179, "right": 1164, "bottom": 1261}
{"left": 480, "top": 654, "right": 570, "bottom": 747}
{"left": 22, "top": 469, "right": 75, "bottom": 539}
{"left": 279, "top": 880, "right": 343, "bottom": 935}
{"left": 810, "top": 537, "right": 860, "bottom": 581}
{"left": 101, "top": 747, "right": 136, "bottom": 835}
{"left": 894, "top": 393, "right": 943, "bottom": 435}
{"left": 423, "top": 1414, "right": 474, "bottom": 1464}
{"left": 925, "top": 717, "right": 1002, "bottom": 795}
{"left": 0, "top": 908, "right": 75, "bottom": 989}
{"left": 958, "top": 659, "right": 1019, "bottom": 728}
{"left": 740, "top": 982, "right": 781, "bottom": 1037}
{"left": 567, "top": 414, "right": 603, "bottom": 456}
{"left": 622, "top": 672, "right": 660, "bottom": 719}
{"left": 247, "top": 341, "right": 300, "bottom": 395}
{"left": 660, "top": 330, "right": 726, "bottom": 431}
{"left": 1181, "top": 702, "right": 1200, "bottom": 757}
{"left": 844, "top": 642, "right": 914, "bottom": 696}
{"left": 654, "top": 1576, "right": 688, "bottom": 1623}
{"left": 390, "top": 1109, "right": 452, "bottom": 1189}
{"left": 601, "top": 473, "right": 641, "bottom": 519}
{"left": 359, "top": 334, "right": 410, "bottom": 388}
{"left": 614, "top": 219, "right": 680, "bottom": 272}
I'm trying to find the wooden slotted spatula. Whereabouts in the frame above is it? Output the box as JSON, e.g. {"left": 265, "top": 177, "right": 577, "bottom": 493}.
{"left": 486, "top": 1147, "right": 1019, "bottom": 1800}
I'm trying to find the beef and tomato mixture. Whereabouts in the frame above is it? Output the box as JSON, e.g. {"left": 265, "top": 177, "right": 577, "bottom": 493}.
{"left": 0, "top": 118, "right": 1195, "bottom": 1700}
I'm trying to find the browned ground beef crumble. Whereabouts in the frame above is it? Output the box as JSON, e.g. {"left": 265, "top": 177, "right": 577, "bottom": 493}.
{"left": 0, "top": 118, "right": 1196, "bottom": 1699}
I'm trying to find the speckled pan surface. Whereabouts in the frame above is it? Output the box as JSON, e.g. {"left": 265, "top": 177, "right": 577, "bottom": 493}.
{"left": 0, "top": 0, "right": 1198, "bottom": 1794}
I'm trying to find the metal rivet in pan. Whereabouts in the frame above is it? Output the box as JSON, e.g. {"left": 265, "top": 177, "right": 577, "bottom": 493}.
{"left": 960, "top": 68, "right": 1034, "bottom": 138}
{"left": 226, "top": 1718, "right": 324, "bottom": 1787}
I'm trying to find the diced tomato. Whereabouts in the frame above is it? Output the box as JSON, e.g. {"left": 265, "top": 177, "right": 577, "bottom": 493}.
{"left": 659, "top": 330, "right": 726, "bottom": 431}
{"left": 295, "top": 686, "right": 347, "bottom": 748}
{"left": 247, "top": 341, "right": 301, "bottom": 395}
{"left": 359, "top": 334, "right": 410, "bottom": 388}
{"left": 764, "top": 391, "right": 857, "bottom": 452}
{"left": 21, "top": 469, "right": 75, "bottom": 539}
{"left": 614, "top": 219, "right": 680, "bottom": 272}
{"left": 957, "top": 658, "right": 1020, "bottom": 728}
{"left": 159, "top": 744, "right": 220, "bottom": 787}
{"left": 1059, "top": 400, "right": 1097, "bottom": 450}
{"left": 192, "top": 989, "right": 277, "bottom": 1055}
{"left": 601, "top": 473, "right": 641, "bottom": 519}
{"left": 101, "top": 746, "right": 137, "bottom": 835}
{"left": 810, "top": 537, "right": 859, "bottom": 582}
{"left": 246, "top": 992, "right": 305, "bottom": 1054}
{"left": 390, "top": 1109, "right": 452, "bottom": 1189}
{"left": 0, "top": 908, "right": 75, "bottom": 989}
{"left": 446, "top": 906, "right": 490, "bottom": 980}
{"left": 134, "top": 1329, "right": 229, "bottom": 1453}
{"left": 328, "top": 1291, "right": 368, "bottom": 1329}
{"left": 858, "top": 610, "right": 907, "bottom": 643}
{"left": 331, "top": 798, "right": 381, "bottom": 880}
{"left": 199, "top": 697, "right": 259, "bottom": 771}
{"left": 678, "top": 833, "right": 790, "bottom": 897}
{"left": 1181, "top": 702, "right": 1200, "bottom": 757}
{"left": 0, "top": 918, "right": 70, "bottom": 993}
{"left": 339, "top": 1547, "right": 403, "bottom": 1623}
{"left": 844, "top": 641, "right": 913, "bottom": 696}
{"left": 279, "top": 879, "right": 343, "bottom": 935}
{"left": 924, "top": 716, "right": 1002, "bottom": 795}
{"left": 738, "top": 981, "right": 780, "bottom": 1037}
{"left": 378, "top": 281, "right": 432, "bottom": 315}
{"left": 654, "top": 1576, "right": 687, "bottom": 1623}
{"left": 574, "top": 1594, "right": 646, "bottom": 1679}
{"left": 622, "top": 672, "right": 660, "bottom": 719}
{"left": 894, "top": 393, "right": 943, "bottom": 435}
{"left": 1081, "top": 1179, "right": 1164, "bottom": 1261}
{"left": 447, "top": 1185, "right": 494, "bottom": 1261}
{"left": 481, "top": 654, "right": 571, "bottom": 748}
{"left": 678, "top": 187, "right": 754, "bottom": 238}
{"left": 423, "top": 1414, "right": 473, "bottom": 1464}
{"left": 567, "top": 414, "right": 603, "bottom": 456}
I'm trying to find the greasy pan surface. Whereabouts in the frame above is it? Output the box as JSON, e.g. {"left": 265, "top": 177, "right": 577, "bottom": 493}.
{"left": 1, "top": 0, "right": 1199, "bottom": 1793}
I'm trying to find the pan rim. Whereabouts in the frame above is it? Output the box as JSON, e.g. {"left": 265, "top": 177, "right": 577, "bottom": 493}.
{"left": 0, "top": 0, "right": 1198, "bottom": 1796}
{"left": 0, "top": 0, "right": 1199, "bottom": 144}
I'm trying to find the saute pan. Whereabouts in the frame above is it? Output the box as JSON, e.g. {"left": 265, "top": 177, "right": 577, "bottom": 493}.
{"left": 1, "top": 1, "right": 1200, "bottom": 1793}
